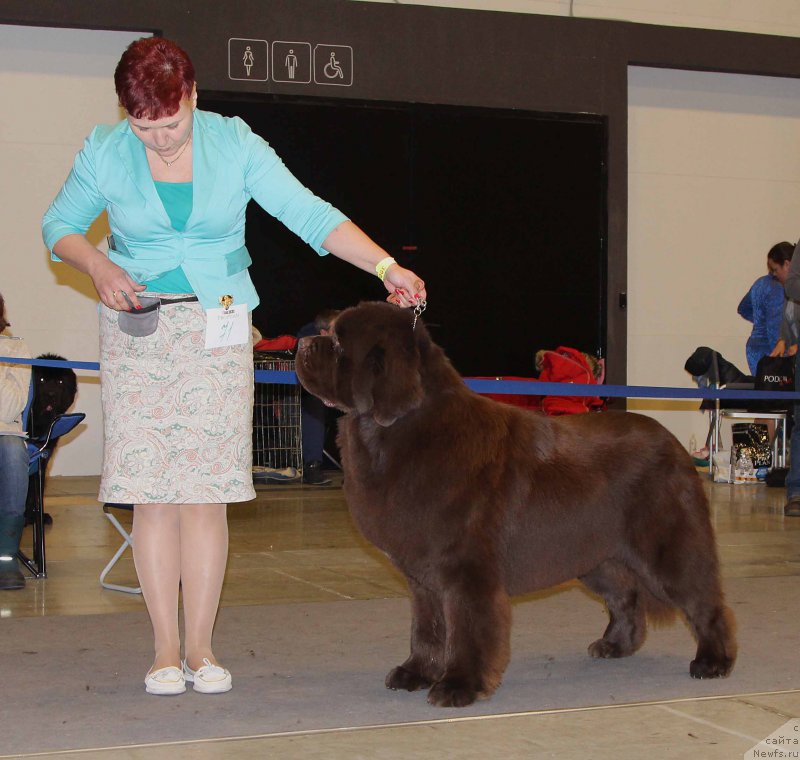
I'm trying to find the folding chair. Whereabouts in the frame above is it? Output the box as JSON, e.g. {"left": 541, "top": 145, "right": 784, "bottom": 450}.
{"left": 99, "top": 503, "right": 141, "bottom": 594}
{"left": 704, "top": 352, "right": 789, "bottom": 475}
{"left": 17, "top": 411, "right": 86, "bottom": 578}
{"left": 712, "top": 410, "right": 788, "bottom": 469}
{"left": 323, "top": 447, "right": 342, "bottom": 470}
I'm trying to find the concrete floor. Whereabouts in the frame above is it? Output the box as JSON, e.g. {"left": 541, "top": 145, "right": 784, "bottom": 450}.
{"left": 2, "top": 473, "right": 799, "bottom": 759}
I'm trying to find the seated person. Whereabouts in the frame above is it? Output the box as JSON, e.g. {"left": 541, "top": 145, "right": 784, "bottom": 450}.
{"left": 0, "top": 291, "right": 31, "bottom": 590}
{"left": 297, "top": 309, "right": 340, "bottom": 485}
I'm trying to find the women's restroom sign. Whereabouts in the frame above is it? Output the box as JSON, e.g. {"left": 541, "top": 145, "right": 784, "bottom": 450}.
{"left": 228, "top": 38, "right": 268, "bottom": 81}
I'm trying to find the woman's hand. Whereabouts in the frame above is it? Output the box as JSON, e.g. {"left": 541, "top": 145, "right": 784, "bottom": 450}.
{"left": 320, "top": 222, "right": 427, "bottom": 308}
{"left": 384, "top": 264, "right": 426, "bottom": 308}
{"left": 788, "top": 344, "right": 798, "bottom": 357}
{"left": 88, "top": 256, "right": 147, "bottom": 311}
{"left": 52, "top": 233, "right": 146, "bottom": 311}
{"left": 770, "top": 339, "right": 787, "bottom": 357}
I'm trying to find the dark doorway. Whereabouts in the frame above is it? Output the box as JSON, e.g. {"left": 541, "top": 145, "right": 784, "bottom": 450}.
{"left": 204, "top": 94, "right": 606, "bottom": 377}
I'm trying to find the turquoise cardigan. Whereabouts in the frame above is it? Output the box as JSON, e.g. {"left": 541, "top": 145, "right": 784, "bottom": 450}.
{"left": 42, "top": 109, "right": 349, "bottom": 310}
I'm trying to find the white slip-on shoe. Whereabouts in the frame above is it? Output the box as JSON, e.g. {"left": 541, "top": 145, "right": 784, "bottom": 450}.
{"left": 183, "top": 658, "right": 232, "bottom": 694}
{"left": 144, "top": 665, "right": 186, "bottom": 695}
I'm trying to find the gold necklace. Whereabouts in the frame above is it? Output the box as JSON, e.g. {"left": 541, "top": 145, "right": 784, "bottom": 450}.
{"left": 157, "top": 134, "right": 192, "bottom": 167}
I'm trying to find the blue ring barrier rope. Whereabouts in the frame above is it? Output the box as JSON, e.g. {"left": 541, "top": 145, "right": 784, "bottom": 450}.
{"left": 3, "top": 355, "right": 799, "bottom": 401}
{"left": 462, "top": 379, "right": 800, "bottom": 401}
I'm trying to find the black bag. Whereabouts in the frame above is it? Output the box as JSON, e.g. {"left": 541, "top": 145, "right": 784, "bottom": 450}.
{"left": 749, "top": 355, "right": 795, "bottom": 413}
{"left": 684, "top": 346, "right": 752, "bottom": 386}
{"left": 765, "top": 467, "right": 788, "bottom": 487}
{"left": 685, "top": 347, "right": 754, "bottom": 411}
{"left": 731, "top": 422, "right": 771, "bottom": 470}
{"left": 755, "top": 354, "right": 794, "bottom": 393}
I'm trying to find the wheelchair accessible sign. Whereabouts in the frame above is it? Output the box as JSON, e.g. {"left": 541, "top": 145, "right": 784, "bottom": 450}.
{"left": 229, "top": 39, "right": 353, "bottom": 87}
{"left": 313, "top": 44, "right": 353, "bottom": 86}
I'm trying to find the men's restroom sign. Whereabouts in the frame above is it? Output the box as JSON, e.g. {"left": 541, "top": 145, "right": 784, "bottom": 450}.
{"left": 229, "top": 38, "right": 268, "bottom": 81}
{"left": 313, "top": 45, "right": 353, "bottom": 86}
{"left": 272, "top": 42, "right": 311, "bottom": 83}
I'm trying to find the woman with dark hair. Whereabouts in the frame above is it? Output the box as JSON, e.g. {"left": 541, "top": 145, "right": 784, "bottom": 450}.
{"left": 737, "top": 241, "right": 794, "bottom": 375}
{"left": 42, "top": 37, "right": 427, "bottom": 695}
{"left": 690, "top": 242, "right": 794, "bottom": 466}
{"left": 0, "top": 292, "right": 31, "bottom": 590}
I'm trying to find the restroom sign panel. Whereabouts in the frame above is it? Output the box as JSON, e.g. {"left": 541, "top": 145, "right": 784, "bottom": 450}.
{"left": 313, "top": 44, "right": 353, "bottom": 86}
{"left": 272, "top": 42, "right": 311, "bottom": 83}
{"left": 229, "top": 38, "right": 268, "bottom": 81}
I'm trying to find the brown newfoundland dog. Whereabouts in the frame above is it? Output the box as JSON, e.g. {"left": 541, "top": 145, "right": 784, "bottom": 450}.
{"left": 295, "top": 302, "right": 736, "bottom": 708}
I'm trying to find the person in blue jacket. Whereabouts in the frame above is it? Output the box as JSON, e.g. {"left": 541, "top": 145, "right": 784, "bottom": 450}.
{"left": 737, "top": 241, "right": 793, "bottom": 375}
{"left": 42, "top": 37, "right": 427, "bottom": 697}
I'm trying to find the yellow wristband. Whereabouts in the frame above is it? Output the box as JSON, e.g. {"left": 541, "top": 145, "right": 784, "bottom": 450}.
{"left": 375, "top": 256, "right": 397, "bottom": 282}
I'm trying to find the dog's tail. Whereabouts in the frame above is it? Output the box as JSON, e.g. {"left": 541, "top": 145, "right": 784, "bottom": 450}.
{"left": 642, "top": 587, "right": 678, "bottom": 627}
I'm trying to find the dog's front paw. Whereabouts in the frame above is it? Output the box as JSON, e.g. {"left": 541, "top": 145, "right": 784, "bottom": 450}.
{"left": 426, "top": 678, "right": 479, "bottom": 708}
{"left": 588, "top": 638, "right": 623, "bottom": 659}
{"left": 385, "top": 665, "right": 432, "bottom": 692}
{"left": 690, "top": 657, "right": 734, "bottom": 679}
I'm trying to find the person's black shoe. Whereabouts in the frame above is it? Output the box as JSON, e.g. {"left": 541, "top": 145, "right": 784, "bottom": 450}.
{"left": 303, "top": 460, "right": 332, "bottom": 486}
{"left": 0, "top": 559, "right": 25, "bottom": 590}
{"left": 784, "top": 497, "right": 800, "bottom": 517}
{"left": 24, "top": 511, "right": 53, "bottom": 526}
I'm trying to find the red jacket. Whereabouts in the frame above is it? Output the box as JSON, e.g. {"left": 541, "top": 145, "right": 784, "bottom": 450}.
{"left": 537, "top": 346, "right": 604, "bottom": 415}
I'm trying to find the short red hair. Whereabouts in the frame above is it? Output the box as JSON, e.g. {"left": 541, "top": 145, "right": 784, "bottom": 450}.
{"left": 114, "top": 37, "right": 195, "bottom": 119}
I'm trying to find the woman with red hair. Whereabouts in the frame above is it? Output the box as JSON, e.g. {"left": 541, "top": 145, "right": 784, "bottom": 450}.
{"left": 43, "top": 37, "right": 427, "bottom": 696}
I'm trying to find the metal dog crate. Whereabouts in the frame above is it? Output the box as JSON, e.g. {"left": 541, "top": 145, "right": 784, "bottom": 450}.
{"left": 252, "top": 352, "right": 303, "bottom": 481}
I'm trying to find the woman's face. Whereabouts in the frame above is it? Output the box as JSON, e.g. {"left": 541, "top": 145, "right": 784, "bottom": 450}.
{"left": 127, "top": 89, "right": 195, "bottom": 160}
{"left": 769, "top": 258, "right": 792, "bottom": 285}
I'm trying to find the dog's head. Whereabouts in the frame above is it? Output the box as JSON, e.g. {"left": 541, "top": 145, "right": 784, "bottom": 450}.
{"left": 29, "top": 353, "right": 78, "bottom": 437}
{"left": 296, "top": 302, "right": 428, "bottom": 427}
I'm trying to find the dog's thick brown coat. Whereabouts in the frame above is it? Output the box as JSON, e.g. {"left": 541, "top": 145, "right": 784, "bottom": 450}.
{"left": 296, "top": 302, "right": 737, "bottom": 708}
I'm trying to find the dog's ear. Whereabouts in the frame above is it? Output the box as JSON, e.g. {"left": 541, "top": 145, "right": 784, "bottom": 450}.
{"left": 351, "top": 337, "right": 423, "bottom": 427}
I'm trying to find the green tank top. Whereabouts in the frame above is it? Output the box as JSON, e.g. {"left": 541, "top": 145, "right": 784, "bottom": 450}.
{"left": 147, "top": 181, "right": 194, "bottom": 294}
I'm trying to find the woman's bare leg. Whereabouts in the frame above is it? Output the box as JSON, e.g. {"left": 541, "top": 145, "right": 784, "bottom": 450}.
{"left": 132, "top": 503, "right": 181, "bottom": 672}
{"left": 179, "top": 502, "right": 229, "bottom": 670}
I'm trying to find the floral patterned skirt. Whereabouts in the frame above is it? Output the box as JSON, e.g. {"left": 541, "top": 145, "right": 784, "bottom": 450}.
{"left": 98, "top": 298, "right": 256, "bottom": 504}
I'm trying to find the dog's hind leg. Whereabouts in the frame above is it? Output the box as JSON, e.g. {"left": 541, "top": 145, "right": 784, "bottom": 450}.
{"left": 386, "top": 578, "right": 446, "bottom": 692}
{"left": 580, "top": 559, "right": 647, "bottom": 659}
{"left": 683, "top": 595, "right": 737, "bottom": 679}
{"left": 642, "top": 552, "right": 737, "bottom": 678}
{"left": 625, "top": 504, "right": 737, "bottom": 678}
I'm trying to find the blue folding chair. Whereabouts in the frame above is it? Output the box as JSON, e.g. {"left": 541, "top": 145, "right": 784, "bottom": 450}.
{"left": 17, "top": 379, "right": 85, "bottom": 578}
